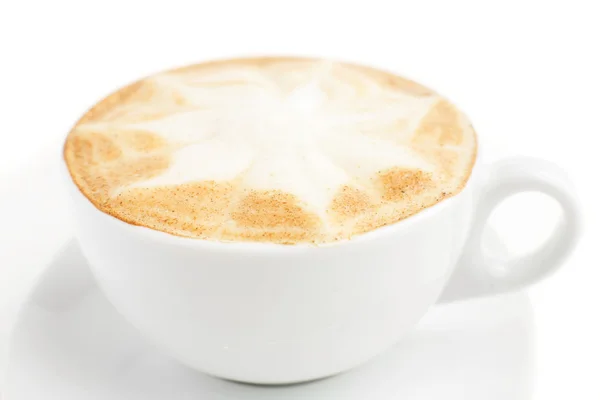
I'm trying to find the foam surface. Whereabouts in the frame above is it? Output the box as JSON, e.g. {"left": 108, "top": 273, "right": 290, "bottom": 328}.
{"left": 64, "top": 57, "right": 477, "bottom": 244}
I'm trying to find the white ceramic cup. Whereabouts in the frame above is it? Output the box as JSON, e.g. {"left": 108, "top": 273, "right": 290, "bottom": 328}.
{"left": 63, "top": 153, "right": 582, "bottom": 384}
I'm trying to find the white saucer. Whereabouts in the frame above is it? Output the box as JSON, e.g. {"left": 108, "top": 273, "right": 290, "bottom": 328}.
{"left": 3, "top": 231, "right": 535, "bottom": 399}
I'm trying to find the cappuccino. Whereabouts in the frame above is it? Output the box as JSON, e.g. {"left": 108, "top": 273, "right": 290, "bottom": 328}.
{"left": 64, "top": 57, "right": 477, "bottom": 244}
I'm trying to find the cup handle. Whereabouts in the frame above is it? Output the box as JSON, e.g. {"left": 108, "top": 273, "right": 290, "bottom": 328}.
{"left": 438, "top": 156, "right": 583, "bottom": 303}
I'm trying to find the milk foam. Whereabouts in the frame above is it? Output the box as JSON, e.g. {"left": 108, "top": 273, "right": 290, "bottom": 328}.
{"left": 64, "top": 57, "right": 477, "bottom": 244}
{"left": 118, "top": 62, "right": 438, "bottom": 215}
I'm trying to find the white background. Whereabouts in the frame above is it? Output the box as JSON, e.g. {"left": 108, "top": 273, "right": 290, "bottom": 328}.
{"left": 0, "top": 0, "right": 598, "bottom": 398}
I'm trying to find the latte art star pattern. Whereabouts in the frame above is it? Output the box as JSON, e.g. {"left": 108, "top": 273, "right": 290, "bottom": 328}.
{"left": 64, "top": 57, "right": 477, "bottom": 244}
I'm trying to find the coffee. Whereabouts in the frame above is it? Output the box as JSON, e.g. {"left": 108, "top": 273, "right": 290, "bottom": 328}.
{"left": 64, "top": 57, "right": 477, "bottom": 244}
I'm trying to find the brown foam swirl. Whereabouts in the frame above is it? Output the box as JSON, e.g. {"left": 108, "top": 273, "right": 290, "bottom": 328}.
{"left": 64, "top": 56, "right": 477, "bottom": 244}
